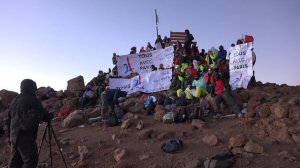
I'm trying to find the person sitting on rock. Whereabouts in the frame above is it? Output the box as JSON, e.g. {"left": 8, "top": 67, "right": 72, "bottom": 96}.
{"left": 100, "top": 89, "right": 127, "bottom": 120}
{"left": 213, "top": 73, "right": 242, "bottom": 118}
{"left": 80, "top": 85, "right": 97, "bottom": 108}
{"left": 166, "top": 73, "right": 182, "bottom": 97}
{"left": 190, "top": 74, "right": 207, "bottom": 98}
{"left": 177, "top": 69, "right": 193, "bottom": 100}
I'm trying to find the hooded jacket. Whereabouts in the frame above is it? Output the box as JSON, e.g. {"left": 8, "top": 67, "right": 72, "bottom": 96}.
{"left": 6, "top": 79, "right": 51, "bottom": 144}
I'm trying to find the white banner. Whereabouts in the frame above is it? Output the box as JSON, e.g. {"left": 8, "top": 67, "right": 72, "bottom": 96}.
{"left": 116, "top": 46, "right": 174, "bottom": 77}
{"left": 229, "top": 42, "right": 253, "bottom": 90}
{"left": 109, "top": 69, "right": 172, "bottom": 94}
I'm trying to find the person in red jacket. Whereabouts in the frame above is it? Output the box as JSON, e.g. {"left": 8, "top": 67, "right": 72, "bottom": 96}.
{"left": 187, "top": 64, "right": 197, "bottom": 77}
{"left": 213, "top": 73, "right": 242, "bottom": 118}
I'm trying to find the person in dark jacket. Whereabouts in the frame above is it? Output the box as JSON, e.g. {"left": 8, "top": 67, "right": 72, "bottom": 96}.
{"left": 184, "top": 29, "right": 194, "bottom": 56}
{"left": 100, "top": 89, "right": 127, "bottom": 120}
{"left": 217, "top": 45, "right": 227, "bottom": 62}
{"left": 6, "top": 79, "right": 53, "bottom": 168}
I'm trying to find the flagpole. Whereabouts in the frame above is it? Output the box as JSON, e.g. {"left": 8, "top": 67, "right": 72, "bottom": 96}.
{"left": 155, "top": 9, "right": 159, "bottom": 38}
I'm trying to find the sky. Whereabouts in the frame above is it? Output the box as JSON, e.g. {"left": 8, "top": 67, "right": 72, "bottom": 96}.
{"left": 0, "top": 0, "right": 299, "bottom": 93}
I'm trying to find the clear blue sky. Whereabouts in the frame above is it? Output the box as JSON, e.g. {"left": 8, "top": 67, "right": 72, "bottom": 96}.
{"left": 0, "top": 0, "right": 299, "bottom": 92}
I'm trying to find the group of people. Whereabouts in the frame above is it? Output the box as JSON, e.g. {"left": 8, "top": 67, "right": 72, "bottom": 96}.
{"left": 81, "top": 29, "right": 256, "bottom": 120}
{"left": 105, "top": 29, "right": 256, "bottom": 118}
{"left": 4, "top": 29, "right": 256, "bottom": 167}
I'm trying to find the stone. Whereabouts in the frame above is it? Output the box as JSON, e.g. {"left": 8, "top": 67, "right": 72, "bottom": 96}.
{"left": 277, "top": 151, "right": 296, "bottom": 162}
{"left": 0, "top": 89, "right": 18, "bottom": 108}
{"left": 292, "top": 134, "right": 300, "bottom": 144}
{"left": 138, "top": 129, "right": 154, "bottom": 140}
{"left": 121, "top": 118, "right": 134, "bottom": 129}
{"left": 114, "top": 148, "right": 127, "bottom": 162}
{"left": 62, "top": 97, "right": 80, "bottom": 111}
{"left": 269, "top": 127, "right": 293, "bottom": 143}
{"left": 270, "top": 103, "right": 289, "bottom": 119}
{"left": 36, "top": 86, "right": 55, "bottom": 100}
{"left": 289, "top": 106, "right": 300, "bottom": 120}
{"left": 119, "top": 98, "right": 136, "bottom": 111}
{"left": 78, "top": 145, "right": 89, "bottom": 161}
{"left": 128, "top": 91, "right": 142, "bottom": 98}
{"left": 229, "top": 134, "right": 248, "bottom": 148}
{"left": 244, "top": 139, "right": 264, "bottom": 154}
{"left": 256, "top": 104, "right": 271, "bottom": 118}
{"left": 56, "top": 90, "right": 65, "bottom": 98}
{"left": 62, "top": 110, "right": 87, "bottom": 128}
{"left": 191, "top": 119, "right": 205, "bottom": 130}
{"left": 127, "top": 103, "right": 144, "bottom": 113}
{"left": 123, "top": 113, "right": 134, "bottom": 120}
{"left": 202, "top": 134, "right": 219, "bottom": 146}
{"left": 136, "top": 120, "right": 144, "bottom": 130}
{"left": 66, "top": 75, "right": 85, "bottom": 94}
{"left": 139, "top": 154, "right": 150, "bottom": 161}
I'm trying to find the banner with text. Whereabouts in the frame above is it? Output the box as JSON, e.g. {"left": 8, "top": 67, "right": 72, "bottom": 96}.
{"left": 109, "top": 69, "right": 172, "bottom": 94}
{"left": 229, "top": 42, "right": 253, "bottom": 90}
{"left": 116, "top": 46, "right": 174, "bottom": 77}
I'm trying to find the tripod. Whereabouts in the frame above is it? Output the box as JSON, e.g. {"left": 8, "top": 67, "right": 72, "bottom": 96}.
{"left": 38, "top": 121, "right": 68, "bottom": 168}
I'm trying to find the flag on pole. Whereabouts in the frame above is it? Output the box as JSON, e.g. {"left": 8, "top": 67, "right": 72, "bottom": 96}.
{"left": 155, "top": 9, "right": 159, "bottom": 25}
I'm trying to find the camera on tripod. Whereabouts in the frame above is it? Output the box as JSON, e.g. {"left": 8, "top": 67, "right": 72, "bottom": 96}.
{"left": 38, "top": 119, "right": 68, "bottom": 168}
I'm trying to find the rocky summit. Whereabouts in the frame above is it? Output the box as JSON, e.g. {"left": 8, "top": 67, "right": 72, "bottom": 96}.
{"left": 0, "top": 80, "right": 299, "bottom": 168}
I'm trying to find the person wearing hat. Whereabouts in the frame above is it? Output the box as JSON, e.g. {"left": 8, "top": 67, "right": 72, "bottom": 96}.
{"left": 130, "top": 47, "right": 137, "bottom": 54}
{"left": 6, "top": 79, "right": 54, "bottom": 168}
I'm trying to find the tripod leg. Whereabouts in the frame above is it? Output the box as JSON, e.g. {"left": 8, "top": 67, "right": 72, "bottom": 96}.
{"left": 48, "top": 124, "right": 53, "bottom": 168}
{"left": 50, "top": 126, "right": 68, "bottom": 168}
{"left": 38, "top": 124, "right": 48, "bottom": 158}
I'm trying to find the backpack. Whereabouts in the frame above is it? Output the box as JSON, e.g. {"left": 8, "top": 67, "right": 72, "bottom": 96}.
{"left": 20, "top": 108, "right": 43, "bottom": 131}
{"left": 204, "top": 150, "right": 235, "bottom": 168}
{"left": 161, "top": 139, "right": 183, "bottom": 153}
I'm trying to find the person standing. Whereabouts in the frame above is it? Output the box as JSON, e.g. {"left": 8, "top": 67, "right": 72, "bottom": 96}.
{"left": 6, "top": 79, "right": 53, "bottom": 168}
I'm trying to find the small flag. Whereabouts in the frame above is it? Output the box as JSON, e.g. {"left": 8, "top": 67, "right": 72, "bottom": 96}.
{"left": 155, "top": 9, "right": 159, "bottom": 25}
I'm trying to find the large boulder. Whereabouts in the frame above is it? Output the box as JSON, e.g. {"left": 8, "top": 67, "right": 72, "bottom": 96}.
{"left": 66, "top": 76, "right": 85, "bottom": 96}
{"left": 0, "top": 89, "right": 18, "bottom": 109}
{"left": 119, "top": 98, "right": 136, "bottom": 111}
{"left": 127, "top": 103, "right": 144, "bottom": 114}
{"left": 62, "top": 97, "right": 80, "bottom": 111}
{"left": 62, "top": 110, "right": 87, "bottom": 128}
{"left": 202, "top": 134, "right": 219, "bottom": 146}
{"left": 36, "top": 86, "right": 55, "bottom": 100}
